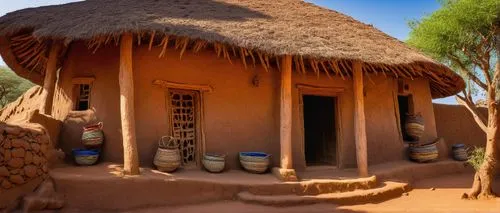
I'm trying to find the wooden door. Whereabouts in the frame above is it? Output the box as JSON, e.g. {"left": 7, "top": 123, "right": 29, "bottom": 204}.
{"left": 168, "top": 89, "right": 200, "bottom": 167}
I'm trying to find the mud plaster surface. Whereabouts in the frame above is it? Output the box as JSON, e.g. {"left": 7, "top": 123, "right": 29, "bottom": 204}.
{"left": 60, "top": 172, "right": 500, "bottom": 213}
{"left": 56, "top": 42, "right": 438, "bottom": 171}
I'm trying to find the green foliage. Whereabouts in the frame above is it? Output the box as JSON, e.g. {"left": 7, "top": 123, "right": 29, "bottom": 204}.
{"left": 0, "top": 66, "right": 35, "bottom": 108}
{"left": 467, "top": 146, "right": 485, "bottom": 171}
{"left": 407, "top": 0, "right": 499, "bottom": 85}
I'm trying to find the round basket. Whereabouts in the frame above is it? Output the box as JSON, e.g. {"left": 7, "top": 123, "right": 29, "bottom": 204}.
{"left": 73, "top": 149, "right": 99, "bottom": 166}
{"left": 82, "top": 122, "right": 104, "bottom": 148}
{"left": 202, "top": 153, "right": 226, "bottom": 173}
{"left": 452, "top": 144, "right": 468, "bottom": 161}
{"left": 239, "top": 152, "right": 270, "bottom": 173}
{"left": 409, "top": 142, "right": 438, "bottom": 163}
{"left": 153, "top": 136, "right": 181, "bottom": 172}
{"left": 405, "top": 113, "right": 424, "bottom": 141}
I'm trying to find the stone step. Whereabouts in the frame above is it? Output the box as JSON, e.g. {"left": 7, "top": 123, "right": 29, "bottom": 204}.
{"left": 246, "top": 175, "right": 378, "bottom": 196}
{"left": 238, "top": 181, "right": 409, "bottom": 206}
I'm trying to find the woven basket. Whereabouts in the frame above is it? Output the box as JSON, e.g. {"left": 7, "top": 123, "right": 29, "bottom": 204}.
{"left": 73, "top": 149, "right": 99, "bottom": 166}
{"left": 82, "top": 122, "right": 104, "bottom": 148}
{"left": 409, "top": 142, "right": 438, "bottom": 163}
{"left": 154, "top": 136, "right": 181, "bottom": 172}
{"left": 405, "top": 113, "right": 424, "bottom": 141}
{"left": 239, "top": 152, "right": 270, "bottom": 173}
{"left": 452, "top": 144, "right": 468, "bottom": 161}
{"left": 202, "top": 153, "right": 226, "bottom": 173}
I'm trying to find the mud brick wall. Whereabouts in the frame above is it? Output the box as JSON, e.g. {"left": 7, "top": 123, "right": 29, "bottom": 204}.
{"left": 0, "top": 123, "right": 50, "bottom": 191}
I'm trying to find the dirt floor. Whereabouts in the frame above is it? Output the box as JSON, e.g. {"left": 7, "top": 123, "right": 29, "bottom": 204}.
{"left": 61, "top": 172, "right": 499, "bottom": 213}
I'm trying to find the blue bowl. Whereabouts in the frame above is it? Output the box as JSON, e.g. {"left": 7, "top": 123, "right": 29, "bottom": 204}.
{"left": 72, "top": 148, "right": 100, "bottom": 156}
{"left": 239, "top": 152, "right": 270, "bottom": 158}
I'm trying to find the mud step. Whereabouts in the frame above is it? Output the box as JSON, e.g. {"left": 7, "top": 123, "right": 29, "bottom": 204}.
{"left": 247, "top": 175, "right": 378, "bottom": 196}
{"left": 238, "top": 181, "right": 409, "bottom": 206}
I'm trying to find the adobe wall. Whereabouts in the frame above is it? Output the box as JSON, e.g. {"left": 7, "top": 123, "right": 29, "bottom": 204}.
{"left": 56, "top": 42, "right": 438, "bottom": 171}
{"left": 433, "top": 103, "right": 487, "bottom": 156}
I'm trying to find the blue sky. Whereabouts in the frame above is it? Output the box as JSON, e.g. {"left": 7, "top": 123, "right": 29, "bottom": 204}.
{"left": 0, "top": 0, "right": 455, "bottom": 104}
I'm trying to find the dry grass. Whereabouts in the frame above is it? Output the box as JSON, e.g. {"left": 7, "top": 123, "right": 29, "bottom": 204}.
{"left": 0, "top": 0, "right": 464, "bottom": 97}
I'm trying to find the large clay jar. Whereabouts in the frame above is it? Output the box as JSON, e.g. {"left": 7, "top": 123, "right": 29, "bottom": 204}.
{"left": 405, "top": 113, "right": 424, "bottom": 141}
{"left": 153, "top": 136, "right": 181, "bottom": 172}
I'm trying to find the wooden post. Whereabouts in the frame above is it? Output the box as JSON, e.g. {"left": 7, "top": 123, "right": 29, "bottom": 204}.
{"left": 353, "top": 61, "right": 369, "bottom": 177}
{"left": 280, "top": 55, "right": 293, "bottom": 169}
{"left": 119, "top": 33, "right": 140, "bottom": 175}
{"left": 272, "top": 55, "right": 297, "bottom": 181}
{"left": 39, "top": 41, "right": 62, "bottom": 115}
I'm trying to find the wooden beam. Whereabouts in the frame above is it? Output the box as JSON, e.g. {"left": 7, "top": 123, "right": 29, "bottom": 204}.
{"left": 280, "top": 55, "right": 293, "bottom": 170}
{"left": 39, "top": 40, "right": 62, "bottom": 115}
{"left": 152, "top": 80, "right": 213, "bottom": 92}
{"left": 353, "top": 61, "right": 369, "bottom": 177}
{"left": 119, "top": 33, "right": 140, "bottom": 175}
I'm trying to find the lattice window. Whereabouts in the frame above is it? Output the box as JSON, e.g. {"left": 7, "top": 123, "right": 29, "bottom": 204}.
{"left": 75, "top": 84, "right": 91, "bottom": 111}
{"left": 169, "top": 90, "right": 198, "bottom": 165}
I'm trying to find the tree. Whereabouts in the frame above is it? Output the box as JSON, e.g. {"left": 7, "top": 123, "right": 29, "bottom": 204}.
{"left": 408, "top": 0, "right": 499, "bottom": 199}
{"left": 0, "top": 66, "right": 35, "bottom": 108}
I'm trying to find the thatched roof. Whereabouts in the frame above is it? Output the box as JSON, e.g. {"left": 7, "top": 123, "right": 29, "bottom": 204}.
{"left": 0, "top": 0, "right": 464, "bottom": 98}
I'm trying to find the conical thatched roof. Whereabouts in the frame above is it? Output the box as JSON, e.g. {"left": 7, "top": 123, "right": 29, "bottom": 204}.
{"left": 0, "top": 0, "right": 464, "bottom": 98}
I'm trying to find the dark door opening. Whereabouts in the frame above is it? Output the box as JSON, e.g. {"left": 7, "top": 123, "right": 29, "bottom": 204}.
{"left": 398, "top": 95, "right": 414, "bottom": 141}
{"left": 303, "top": 95, "right": 337, "bottom": 166}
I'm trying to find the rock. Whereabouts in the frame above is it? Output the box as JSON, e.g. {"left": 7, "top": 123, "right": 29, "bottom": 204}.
{"left": 25, "top": 151, "right": 33, "bottom": 164}
{"left": 0, "top": 135, "right": 4, "bottom": 144}
{"left": 9, "top": 174, "right": 24, "bottom": 184}
{"left": 46, "top": 196, "right": 65, "bottom": 209}
{"left": 33, "top": 155, "right": 42, "bottom": 165}
{"left": 42, "top": 164, "right": 48, "bottom": 172}
{"left": 430, "top": 188, "right": 435, "bottom": 191}
{"left": 24, "top": 165, "right": 37, "bottom": 178}
{"left": 4, "top": 150, "right": 12, "bottom": 161}
{"left": 11, "top": 148, "right": 25, "bottom": 158}
{"left": 403, "top": 192, "right": 409, "bottom": 196}
{"left": 8, "top": 158, "right": 24, "bottom": 168}
{"left": 31, "top": 143, "right": 41, "bottom": 153}
{"left": 12, "top": 138, "right": 30, "bottom": 149}
{"left": 1, "top": 179, "right": 13, "bottom": 189}
{"left": 9, "top": 169, "right": 20, "bottom": 175}
{"left": 3, "top": 139, "right": 11, "bottom": 149}
{"left": 37, "top": 169, "right": 42, "bottom": 176}
{"left": 4, "top": 126, "right": 21, "bottom": 135}
{"left": 0, "top": 166, "right": 9, "bottom": 176}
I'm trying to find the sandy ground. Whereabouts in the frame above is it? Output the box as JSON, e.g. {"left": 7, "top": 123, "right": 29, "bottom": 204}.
{"left": 62, "top": 172, "right": 499, "bottom": 213}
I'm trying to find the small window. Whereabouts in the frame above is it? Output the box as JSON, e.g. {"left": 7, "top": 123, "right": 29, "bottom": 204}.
{"left": 71, "top": 77, "right": 95, "bottom": 111}
{"left": 75, "top": 84, "right": 91, "bottom": 111}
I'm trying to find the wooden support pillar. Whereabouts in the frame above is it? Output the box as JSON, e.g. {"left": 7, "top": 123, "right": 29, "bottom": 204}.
{"left": 353, "top": 61, "right": 369, "bottom": 177}
{"left": 272, "top": 55, "right": 297, "bottom": 182}
{"left": 39, "top": 41, "right": 62, "bottom": 115}
{"left": 119, "top": 33, "right": 140, "bottom": 175}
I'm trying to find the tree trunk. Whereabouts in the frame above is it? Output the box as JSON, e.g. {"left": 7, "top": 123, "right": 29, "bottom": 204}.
{"left": 464, "top": 82, "right": 498, "bottom": 199}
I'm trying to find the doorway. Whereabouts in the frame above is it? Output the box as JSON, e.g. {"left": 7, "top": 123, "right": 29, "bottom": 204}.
{"left": 397, "top": 95, "right": 414, "bottom": 141}
{"left": 303, "top": 95, "right": 337, "bottom": 166}
{"left": 168, "top": 89, "right": 200, "bottom": 167}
